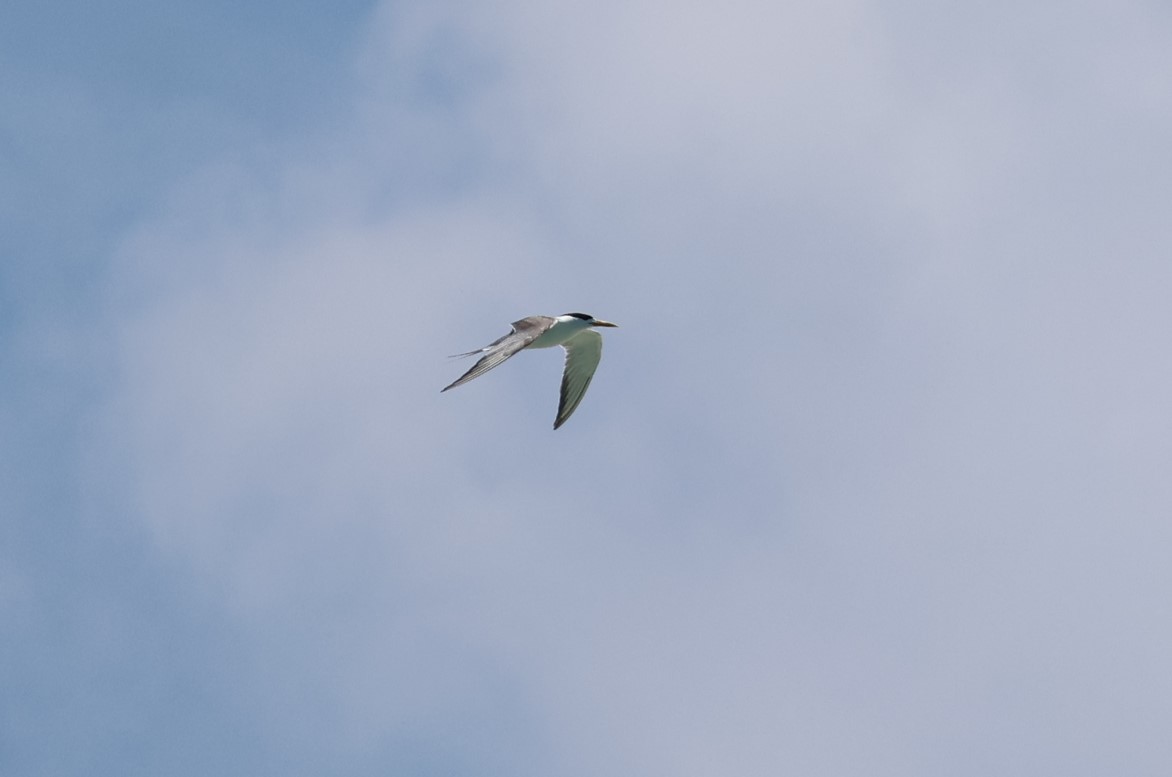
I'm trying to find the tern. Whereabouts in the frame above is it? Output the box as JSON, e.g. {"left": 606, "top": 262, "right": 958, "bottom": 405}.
{"left": 442, "top": 313, "right": 619, "bottom": 429}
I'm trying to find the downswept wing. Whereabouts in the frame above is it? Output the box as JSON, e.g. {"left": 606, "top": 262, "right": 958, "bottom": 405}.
{"left": 554, "top": 329, "right": 604, "bottom": 429}
{"left": 441, "top": 316, "right": 554, "bottom": 392}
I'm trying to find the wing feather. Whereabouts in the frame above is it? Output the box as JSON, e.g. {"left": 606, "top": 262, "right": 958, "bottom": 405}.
{"left": 554, "top": 329, "right": 604, "bottom": 429}
{"left": 441, "top": 316, "right": 554, "bottom": 392}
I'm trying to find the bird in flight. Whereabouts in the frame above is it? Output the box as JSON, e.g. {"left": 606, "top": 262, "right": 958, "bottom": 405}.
{"left": 442, "top": 313, "right": 618, "bottom": 429}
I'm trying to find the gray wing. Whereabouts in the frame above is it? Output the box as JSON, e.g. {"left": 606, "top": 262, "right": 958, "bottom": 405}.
{"left": 553, "top": 329, "right": 604, "bottom": 429}
{"left": 441, "top": 316, "right": 554, "bottom": 392}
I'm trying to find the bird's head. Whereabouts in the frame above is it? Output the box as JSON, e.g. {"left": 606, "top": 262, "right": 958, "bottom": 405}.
{"left": 565, "top": 312, "right": 618, "bottom": 328}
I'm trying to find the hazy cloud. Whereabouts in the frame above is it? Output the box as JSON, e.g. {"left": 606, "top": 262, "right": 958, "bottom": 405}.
{"left": 5, "top": 0, "right": 1171, "bottom": 774}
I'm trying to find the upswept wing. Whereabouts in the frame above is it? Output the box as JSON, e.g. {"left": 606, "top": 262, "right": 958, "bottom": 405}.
{"left": 554, "top": 329, "right": 603, "bottom": 429}
{"left": 441, "top": 316, "right": 554, "bottom": 392}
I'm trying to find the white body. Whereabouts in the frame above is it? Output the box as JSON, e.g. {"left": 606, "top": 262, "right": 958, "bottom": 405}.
{"left": 528, "top": 315, "right": 596, "bottom": 349}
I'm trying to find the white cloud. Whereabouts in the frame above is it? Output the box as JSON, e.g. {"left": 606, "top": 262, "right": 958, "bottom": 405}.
{"left": 86, "top": 0, "right": 1172, "bottom": 773}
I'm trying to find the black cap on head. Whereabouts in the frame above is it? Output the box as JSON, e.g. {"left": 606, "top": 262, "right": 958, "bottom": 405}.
{"left": 566, "top": 312, "right": 593, "bottom": 320}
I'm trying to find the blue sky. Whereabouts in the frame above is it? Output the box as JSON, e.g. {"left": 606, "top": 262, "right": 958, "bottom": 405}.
{"left": 4, "top": 1, "right": 1172, "bottom": 775}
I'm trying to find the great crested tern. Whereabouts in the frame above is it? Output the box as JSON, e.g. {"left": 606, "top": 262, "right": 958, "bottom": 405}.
{"left": 442, "top": 313, "right": 618, "bottom": 429}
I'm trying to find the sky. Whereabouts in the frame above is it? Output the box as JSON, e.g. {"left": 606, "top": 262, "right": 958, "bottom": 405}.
{"left": 4, "top": 0, "right": 1172, "bottom": 774}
